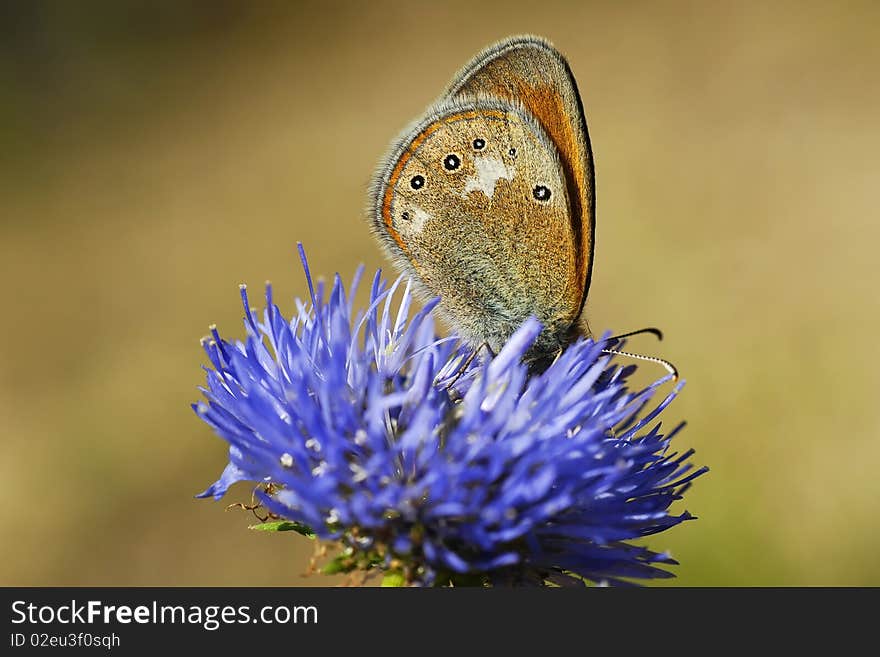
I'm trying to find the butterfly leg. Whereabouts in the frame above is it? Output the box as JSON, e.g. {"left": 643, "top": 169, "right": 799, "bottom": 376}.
{"left": 442, "top": 342, "right": 494, "bottom": 392}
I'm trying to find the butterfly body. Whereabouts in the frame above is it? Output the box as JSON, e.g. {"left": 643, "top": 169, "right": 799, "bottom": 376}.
{"left": 369, "top": 36, "right": 595, "bottom": 361}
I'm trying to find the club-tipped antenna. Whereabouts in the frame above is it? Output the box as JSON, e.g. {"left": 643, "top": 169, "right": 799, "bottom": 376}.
{"left": 602, "top": 327, "right": 664, "bottom": 347}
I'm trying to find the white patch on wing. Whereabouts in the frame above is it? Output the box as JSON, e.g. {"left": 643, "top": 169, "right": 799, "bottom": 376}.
{"left": 409, "top": 207, "right": 431, "bottom": 232}
{"left": 463, "top": 156, "right": 514, "bottom": 199}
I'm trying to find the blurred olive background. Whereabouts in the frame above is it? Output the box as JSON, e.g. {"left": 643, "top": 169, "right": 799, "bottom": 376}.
{"left": 1, "top": 0, "right": 877, "bottom": 586}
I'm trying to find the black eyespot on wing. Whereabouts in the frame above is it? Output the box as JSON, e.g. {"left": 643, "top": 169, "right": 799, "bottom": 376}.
{"left": 410, "top": 175, "right": 425, "bottom": 190}
{"left": 533, "top": 185, "right": 551, "bottom": 202}
{"left": 443, "top": 154, "right": 461, "bottom": 171}
{"left": 508, "top": 147, "right": 517, "bottom": 158}
{"left": 472, "top": 138, "right": 485, "bottom": 150}
{"left": 401, "top": 211, "right": 410, "bottom": 221}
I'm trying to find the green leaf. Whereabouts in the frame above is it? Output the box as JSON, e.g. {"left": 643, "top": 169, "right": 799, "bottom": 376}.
{"left": 322, "top": 555, "right": 356, "bottom": 575}
{"left": 381, "top": 572, "right": 406, "bottom": 587}
{"left": 248, "top": 520, "right": 314, "bottom": 538}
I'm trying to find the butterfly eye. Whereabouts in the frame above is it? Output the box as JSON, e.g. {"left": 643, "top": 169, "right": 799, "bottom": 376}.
{"left": 532, "top": 185, "right": 551, "bottom": 202}
{"left": 472, "top": 138, "right": 486, "bottom": 150}
{"left": 410, "top": 175, "right": 425, "bottom": 190}
{"left": 443, "top": 154, "right": 461, "bottom": 171}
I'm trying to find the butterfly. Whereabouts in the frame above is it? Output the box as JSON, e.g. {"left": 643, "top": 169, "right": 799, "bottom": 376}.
{"left": 369, "top": 35, "right": 673, "bottom": 375}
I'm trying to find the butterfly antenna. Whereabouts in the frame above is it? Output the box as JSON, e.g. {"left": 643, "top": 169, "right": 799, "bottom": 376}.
{"left": 600, "top": 348, "right": 679, "bottom": 381}
{"left": 603, "top": 327, "right": 664, "bottom": 347}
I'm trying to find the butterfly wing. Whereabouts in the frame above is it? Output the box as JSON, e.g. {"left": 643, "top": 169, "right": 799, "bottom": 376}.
{"left": 443, "top": 35, "right": 596, "bottom": 332}
{"left": 369, "top": 97, "right": 580, "bottom": 355}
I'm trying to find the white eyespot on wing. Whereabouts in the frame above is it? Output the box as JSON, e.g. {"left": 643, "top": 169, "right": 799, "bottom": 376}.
{"left": 463, "top": 155, "right": 514, "bottom": 199}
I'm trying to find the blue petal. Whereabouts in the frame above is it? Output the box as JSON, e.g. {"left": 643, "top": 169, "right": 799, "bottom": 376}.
{"left": 196, "top": 459, "right": 249, "bottom": 499}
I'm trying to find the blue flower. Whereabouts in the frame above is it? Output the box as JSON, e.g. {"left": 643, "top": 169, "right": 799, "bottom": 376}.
{"left": 194, "top": 245, "right": 706, "bottom": 586}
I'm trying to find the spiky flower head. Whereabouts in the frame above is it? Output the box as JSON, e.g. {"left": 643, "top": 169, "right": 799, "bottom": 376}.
{"left": 194, "top": 246, "right": 705, "bottom": 586}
